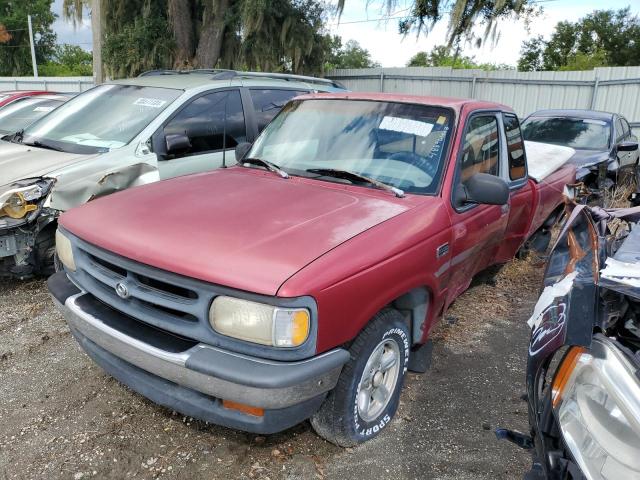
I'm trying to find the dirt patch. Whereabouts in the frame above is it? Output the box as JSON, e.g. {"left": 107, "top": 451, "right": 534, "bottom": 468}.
{"left": 0, "top": 257, "right": 542, "bottom": 480}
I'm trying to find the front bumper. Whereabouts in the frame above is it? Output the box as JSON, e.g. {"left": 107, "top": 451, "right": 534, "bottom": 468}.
{"left": 49, "top": 272, "right": 349, "bottom": 434}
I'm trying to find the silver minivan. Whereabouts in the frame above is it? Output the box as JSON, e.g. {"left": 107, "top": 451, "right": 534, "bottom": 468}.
{"left": 0, "top": 70, "right": 345, "bottom": 278}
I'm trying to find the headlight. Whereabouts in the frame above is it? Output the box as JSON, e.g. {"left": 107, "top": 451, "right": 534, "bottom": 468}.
{"left": 0, "top": 179, "right": 53, "bottom": 219}
{"left": 55, "top": 229, "right": 76, "bottom": 271}
{"left": 553, "top": 338, "right": 640, "bottom": 479}
{"left": 209, "top": 296, "right": 310, "bottom": 347}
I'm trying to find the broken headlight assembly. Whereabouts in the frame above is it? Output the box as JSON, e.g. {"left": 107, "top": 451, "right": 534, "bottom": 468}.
{"left": 55, "top": 229, "right": 76, "bottom": 272}
{"left": 209, "top": 296, "right": 310, "bottom": 348}
{"left": 552, "top": 337, "right": 640, "bottom": 480}
{"left": 0, "top": 178, "right": 54, "bottom": 221}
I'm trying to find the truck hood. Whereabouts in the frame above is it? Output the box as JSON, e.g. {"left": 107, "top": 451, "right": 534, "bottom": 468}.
{"left": 60, "top": 168, "right": 412, "bottom": 295}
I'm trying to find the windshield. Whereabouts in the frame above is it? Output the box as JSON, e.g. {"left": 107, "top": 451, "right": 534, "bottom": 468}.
{"left": 0, "top": 97, "right": 65, "bottom": 134}
{"left": 22, "top": 84, "right": 181, "bottom": 153}
{"left": 247, "top": 99, "right": 453, "bottom": 195}
{"left": 522, "top": 116, "right": 611, "bottom": 151}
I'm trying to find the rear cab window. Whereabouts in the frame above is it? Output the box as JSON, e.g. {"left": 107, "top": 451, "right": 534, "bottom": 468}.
{"left": 503, "top": 114, "right": 527, "bottom": 181}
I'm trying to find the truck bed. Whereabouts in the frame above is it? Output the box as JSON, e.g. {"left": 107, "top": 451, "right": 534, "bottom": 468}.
{"left": 525, "top": 141, "right": 575, "bottom": 183}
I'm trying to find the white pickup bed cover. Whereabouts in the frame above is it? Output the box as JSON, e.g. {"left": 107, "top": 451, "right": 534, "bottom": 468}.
{"left": 525, "top": 141, "right": 575, "bottom": 183}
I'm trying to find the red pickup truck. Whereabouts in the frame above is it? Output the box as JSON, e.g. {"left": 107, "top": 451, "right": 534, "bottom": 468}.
{"left": 48, "top": 93, "right": 575, "bottom": 446}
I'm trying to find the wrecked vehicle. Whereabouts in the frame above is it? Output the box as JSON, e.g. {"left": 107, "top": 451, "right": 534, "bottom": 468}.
{"left": 0, "top": 70, "right": 345, "bottom": 278}
{"left": 521, "top": 110, "right": 639, "bottom": 196}
{"left": 499, "top": 202, "right": 640, "bottom": 479}
{"left": 49, "top": 92, "right": 575, "bottom": 445}
{"left": 0, "top": 93, "right": 72, "bottom": 136}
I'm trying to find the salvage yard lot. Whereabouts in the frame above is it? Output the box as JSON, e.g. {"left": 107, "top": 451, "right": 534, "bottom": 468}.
{"left": 0, "top": 258, "right": 541, "bottom": 480}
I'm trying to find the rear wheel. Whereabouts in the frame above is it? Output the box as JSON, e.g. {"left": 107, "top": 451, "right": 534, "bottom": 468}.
{"left": 311, "top": 309, "right": 409, "bottom": 447}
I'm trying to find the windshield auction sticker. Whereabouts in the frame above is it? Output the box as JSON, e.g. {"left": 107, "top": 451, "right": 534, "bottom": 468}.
{"left": 379, "top": 116, "right": 434, "bottom": 137}
{"left": 133, "top": 98, "right": 168, "bottom": 108}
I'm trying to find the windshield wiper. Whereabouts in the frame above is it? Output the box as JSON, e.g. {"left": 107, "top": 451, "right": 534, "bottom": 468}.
{"left": 241, "top": 157, "right": 289, "bottom": 179}
{"left": 23, "top": 138, "right": 64, "bottom": 152}
{"left": 306, "top": 168, "right": 405, "bottom": 198}
{"left": 9, "top": 129, "right": 24, "bottom": 143}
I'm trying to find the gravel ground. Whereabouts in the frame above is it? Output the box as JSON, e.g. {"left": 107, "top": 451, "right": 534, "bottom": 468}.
{"left": 0, "top": 258, "right": 543, "bottom": 480}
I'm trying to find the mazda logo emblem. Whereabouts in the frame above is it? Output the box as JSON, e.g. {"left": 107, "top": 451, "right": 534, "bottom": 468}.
{"left": 115, "top": 282, "right": 129, "bottom": 299}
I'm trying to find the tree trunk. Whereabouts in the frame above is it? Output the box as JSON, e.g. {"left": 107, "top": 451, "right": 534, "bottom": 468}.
{"left": 195, "top": 0, "right": 229, "bottom": 68}
{"left": 168, "top": 0, "right": 196, "bottom": 68}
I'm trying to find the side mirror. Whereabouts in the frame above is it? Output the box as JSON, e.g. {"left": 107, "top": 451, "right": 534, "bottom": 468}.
{"left": 455, "top": 173, "right": 510, "bottom": 207}
{"left": 235, "top": 142, "right": 252, "bottom": 162}
{"left": 617, "top": 141, "right": 639, "bottom": 152}
{"left": 165, "top": 132, "right": 192, "bottom": 155}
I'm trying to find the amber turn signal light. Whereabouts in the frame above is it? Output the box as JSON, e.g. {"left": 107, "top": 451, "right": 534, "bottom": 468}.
{"left": 552, "top": 346, "right": 586, "bottom": 408}
{"left": 222, "top": 400, "right": 265, "bottom": 417}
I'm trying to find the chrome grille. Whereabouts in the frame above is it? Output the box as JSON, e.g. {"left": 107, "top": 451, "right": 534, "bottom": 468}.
{"left": 68, "top": 236, "right": 217, "bottom": 343}
{"left": 62, "top": 229, "right": 320, "bottom": 361}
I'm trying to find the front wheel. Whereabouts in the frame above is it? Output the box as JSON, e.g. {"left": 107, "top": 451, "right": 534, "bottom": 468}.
{"left": 311, "top": 309, "right": 409, "bottom": 446}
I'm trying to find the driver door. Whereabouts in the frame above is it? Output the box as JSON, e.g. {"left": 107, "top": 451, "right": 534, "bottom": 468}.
{"left": 445, "top": 112, "right": 510, "bottom": 304}
{"left": 154, "top": 89, "right": 247, "bottom": 179}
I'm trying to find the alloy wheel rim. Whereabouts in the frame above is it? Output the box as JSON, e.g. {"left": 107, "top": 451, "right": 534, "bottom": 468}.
{"left": 357, "top": 339, "right": 401, "bottom": 422}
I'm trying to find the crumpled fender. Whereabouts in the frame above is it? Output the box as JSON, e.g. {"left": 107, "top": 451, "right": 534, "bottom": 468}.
{"left": 49, "top": 162, "right": 160, "bottom": 211}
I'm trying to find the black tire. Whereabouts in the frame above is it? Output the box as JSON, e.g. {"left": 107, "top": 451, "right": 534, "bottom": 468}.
{"left": 310, "top": 309, "right": 409, "bottom": 447}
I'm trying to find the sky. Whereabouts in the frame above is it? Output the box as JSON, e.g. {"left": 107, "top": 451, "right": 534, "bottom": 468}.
{"left": 51, "top": 0, "right": 92, "bottom": 48}
{"left": 50, "top": 0, "right": 639, "bottom": 67}
{"left": 329, "top": 0, "right": 639, "bottom": 67}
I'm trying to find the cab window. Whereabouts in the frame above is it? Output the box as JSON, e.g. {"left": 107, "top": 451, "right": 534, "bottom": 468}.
{"left": 163, "top": 90, "right": 246, "bottom": 157}
{"left": 460, "top": 115, "right": 500, "bottom": 182}
{"left": 250, "top": 89, "right": 308, "bottom": 131}
{"left": 503, "top": 114, "right": 526, "bottom": 181}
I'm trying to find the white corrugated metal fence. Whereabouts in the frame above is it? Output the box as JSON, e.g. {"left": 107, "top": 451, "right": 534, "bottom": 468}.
{"left": 0, "top": 76, "right": 94, "bottom": 93}
{"left": 328, "top": 66, "right": 640, "bottom": 134}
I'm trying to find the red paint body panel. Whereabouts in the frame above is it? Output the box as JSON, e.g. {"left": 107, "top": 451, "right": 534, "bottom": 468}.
{"left": 59, "top": 168, "right": 413, "bottom": 296}
{"left": 59, "top": 94, "right": 576, "bottom": 355}
{"left": 0, "top": 90, "right": 52, "bottom": 108}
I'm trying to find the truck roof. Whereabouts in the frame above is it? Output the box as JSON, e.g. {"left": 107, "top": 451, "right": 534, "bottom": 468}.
{"left": 295, "top": 91, "right": 513, "bottom": 115}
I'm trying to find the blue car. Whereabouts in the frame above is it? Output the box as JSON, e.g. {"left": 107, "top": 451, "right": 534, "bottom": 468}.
{"left": 521, "top": 109, "right": 638, "bottom": 189}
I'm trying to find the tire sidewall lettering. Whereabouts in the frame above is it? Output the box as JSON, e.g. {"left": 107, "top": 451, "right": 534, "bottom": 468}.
{"left": 352, "top": 325, "right": 408, "bottom": 439}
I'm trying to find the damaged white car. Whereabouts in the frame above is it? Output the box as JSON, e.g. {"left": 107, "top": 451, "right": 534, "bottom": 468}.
{"left": 0, "top": 70, "right": 345, "bottom": 278}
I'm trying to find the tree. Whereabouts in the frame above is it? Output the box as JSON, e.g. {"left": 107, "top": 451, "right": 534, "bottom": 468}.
{"left": 337, "top": 0, "right": 538, "bottom": 48}
{"left": 518, "top": 7, "right": 640, "bottom": 71}
{"left": 0, "top": 0, "right": 57, "bottom": 75}
{"left": 517, "top": 36, "right": 544, "bottom": 71}
{"left": 408, "top": 44, "right": 512, "bottom": 70}
{"left": 64, "top": 0, "right": 337, "bottom": 77}
{"left": 40, "top": 44, "right": 93, "bottom": 76}
{"left": 326, "top": 38, "right": 380, "bottom": 70}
